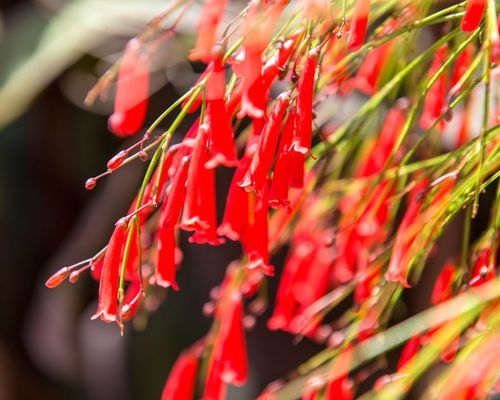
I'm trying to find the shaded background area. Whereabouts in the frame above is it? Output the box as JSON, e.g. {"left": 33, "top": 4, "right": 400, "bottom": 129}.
{"left": 0, "top": 1, "right": 497, "bottom": 400}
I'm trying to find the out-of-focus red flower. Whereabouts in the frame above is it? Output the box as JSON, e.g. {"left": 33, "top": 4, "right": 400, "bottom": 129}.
{"left": 291, "top": 49, "right": 318, "bottom": 157}
{"left": 431, "top": 261, "right": 456, "bottom": 305}
{"left": 269, "top": 109, "right": 296, "bottom": 209}
{"left": 92, "top": 222, "right": 128, "bottom": 323}
{"left": 189, "top": 0, "right": 228, "bottom": 62}
{"left": 161, "top": 348, "right": 200, "bottom": 400}
{"left": 205, "top": 290, "right": 248, "bottom": 398}
{"left": 397, "top": 334, "right": 422, "bottom": 370}
{"left": 461, "top": 0, "right": 487, "bottom": 33}
{"left": 109, "top": 39, "right": 150, "bottom": 137}
{"left": 469, "top": 247, "right": 496, "bottom": 287}
{"left": 218, "top": 154, "right": 252, "bottom": 241}
{"left": 348, "top": 0, "right": 371, "bottom": 50}
{"left": 386, "top": 175, "right": 455, "bottom": 287}
{"left": 420, "top": 45, "right": 449, "bottom": 132}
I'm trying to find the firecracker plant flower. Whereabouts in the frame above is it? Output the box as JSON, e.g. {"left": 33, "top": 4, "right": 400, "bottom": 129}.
{"left": 45, "top": 0, "right": 500, "bottom": 399}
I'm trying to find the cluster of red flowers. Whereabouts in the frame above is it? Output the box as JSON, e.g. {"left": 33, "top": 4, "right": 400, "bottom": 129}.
{"left": 46, "top": 0, "right": 500, "bottom": 398}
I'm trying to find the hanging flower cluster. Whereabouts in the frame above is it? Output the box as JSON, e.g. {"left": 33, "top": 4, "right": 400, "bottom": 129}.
{"left": 46, "top": 0, "right": 500, "bottom": 399}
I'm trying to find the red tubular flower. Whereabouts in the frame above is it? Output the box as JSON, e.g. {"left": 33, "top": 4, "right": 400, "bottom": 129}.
{"left": 431, "top": 262, "right": 456, "bottom": 305}
{"left": 205, "top": 55, "right": 238, "bottom": 169}
{"left": 469, "top": 247, "right": 496, "bottom": 287}
{"left": 235, "top": 0, "right": 285, "bottom": 119}
{"left": 92, "top": 222, "right": 127, "bottom": 322}
{"left": 354, "top": 39, "right": 394, "bottom": 95}
{"left": 154, "top": 157, "right": 189, "bottom": 289}
{"left": 268, "top": 221, "right": 335, "bottom": 334}
{"left": 161, "top": 349, "right": 199, "bottom": 400}
{"left": 288, "top": 150, "right": 306, "bottom": 189}
{"left": 385, "top": 178, "right": 429, "bottom": 287}
{"left": 235, "top": 46, "right": 266, "bottom": 120}
{"left": 461, "top": 0, "right": 487, "bottom": 33}
{"left": 204, "top": 291, "right": 247, "bottom": 399}
{"left": 160, "top": 156, "right": 190, "bottom": 229}
{"left": 218, "top": 154, "right": 252, "bottom": 241}
{"left": 348, "top": 0, "right": 371, "bottom": 50}
{"left": 181, "top": 125, "right": 224, "bottom": 245}
{"left": 244, "top": 189, "right": 274, "bottom": 277}
{"left": 291, "top": 49, "right": 318, "bottom": 156}
{"left": 397, "top": 335, "right": 422, "bottom": 370}
{"left": 239, "top": 92, "right": 290, "bottom": 196}
{"left": 119, "top": 279, "right": 142, "bottom": 321}
{"left": 45, "top": 267, "right": 71, "bottom": 288}
{"left": 268, "top": 241, "right": 313, "bottom": 331}
{"left": 450, "top": 44, "right": 474, "bottom": 87}
{"left": 419, "top": 45, "right": 449, "bottom": 132}
{"left": 302, "top": 388, "right": 320, "bottom": 400}
{"left": 269, "top": 110, "right": 296, "bottom": 209}
{"left": 325, "top": 376, "right": 353, "bottom": 400}
{"left": 386, "top": 175, "right": 455, "bottom": 287}
{"left": 108, "top": 39, "right": 150, "bottom": 137}
{"left": 324, "top": 346, "right": 354, "bottom": 399}
{"left": 218, "top": 293, "right": 248, "bottom": 385}
{"left": 155, "top": 227, "right": 177, "bottom": 289}
{"left": 189, "top": 0, "right": 228, "bottom": 62}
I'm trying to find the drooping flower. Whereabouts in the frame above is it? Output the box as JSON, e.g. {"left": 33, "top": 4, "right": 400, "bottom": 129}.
{"left": 431, "top": 261, "right": 456, "bottom": 305}
{"left": 334, "top": 105, "right": 405, "bottom": 282}
{"left": 353, "top": 20, "right": 397, "bottom": 95}
{"left": 154, "top": 156, "right": 189, "bottom": 289}
{"left": 469, "top": 247, "right": 496, "bottom": 287}
{"left": 181, "top": 124, "right": 224, "bottom": 245}
{"left": 460, "top": 0, "right": 487, "bottom": 33}
{"left": 189, "top": 0, "right": 228, "bottom": 62}
{"left": 235, "top": 0, "right": 285, "bottom": 119}
{"left": 397, "top": 334, "right": 422, "bottom": 370}
{"left": 109, "top": 39, "right": 150, "bottom": 137}
{"left": 420, "top": 45, "right": 449, "bottom": 132}
{"left": 244, "top": 188, "right": 274, "bottom": 277}
{"left": 348, "top": 0, "right": 371, "bottom": 50}
{"left": 386, "top": 175, "right": 455, "bottom": 287}
{"left": 218, "top": 154, "right": 252, "bottom": 241}
{"left": 161, "top": 348, "right": 200, "bottom": 400}
{"left": 205, "top": 53, "right": 238, "bottom": 169}
{"left": 291, "top": 49, "right": 319, "bottom": 157}
{"left": 204, "top": 290, "right": 248, "bottom": 399}
{"left": 119, "top": 279, "right": 142, "bottom": 321}
{"left": 240, "top": 92, "right": 290, "bottom": 196}
{"left": 92, "top": 222, "right": 128, "bottom": 322}
{"left": 269, "top": 109, "right": 296, "bottom": 209}
{"left": 450, "top": 44, "right": 474, "bottom": 87}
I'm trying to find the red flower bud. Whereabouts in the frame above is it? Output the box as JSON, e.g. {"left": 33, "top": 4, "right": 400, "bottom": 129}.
{"left": 107, "top": 150, "right": 127, "bottom": 171}
{"left": 45, "top": 267, "right": 70, "bottom": 288}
